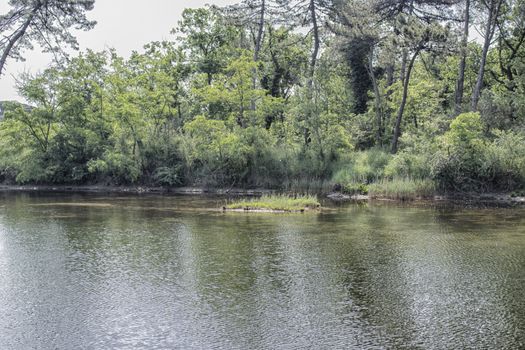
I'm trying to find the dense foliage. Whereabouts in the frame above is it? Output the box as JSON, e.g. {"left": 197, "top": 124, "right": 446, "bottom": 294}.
{"left": 1, "top": 0, "right": 525, "bottom": 194}
{"left": 0, "top": 0, "right": 96, "bottom": 75}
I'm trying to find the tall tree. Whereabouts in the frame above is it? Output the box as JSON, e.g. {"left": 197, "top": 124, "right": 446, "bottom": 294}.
{"left": 173, "top": 7, "right": 237, "bottom": 86}
{"left": 492, "top": 0, "right": 525, "bottom": 91}
{"left": 225, "top": 0, "right": 271, "bottom": 111}
{"left": 280, "top": 0, "right": 336, "bottom": 84}
{"left": 471, "top": 0, "right": 504, "bottom": 111}
{"left": 328, "top": 0, "right": 390, "bottom": 145}
{"left": 6, "top": 68, "right": 61, "bottom": 152}
{"left": 307, "top": 0, "right": 321, "bottom": 86}
{"left": 390, "top": 19, "right": 451, "bottom": 153}
{"left": 225, "top": 0, "right": 277, "bottom": 62}
{"left": 454, "top": 0, "right": 470, "bottom": 115}
{"left": 0, "top": 0, "right": 96, "bottom": 76}
{"left": 483, "top": 0, "right": 525, "bottom": 126}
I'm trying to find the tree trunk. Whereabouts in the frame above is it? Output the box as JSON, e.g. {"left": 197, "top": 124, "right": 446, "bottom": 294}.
{"left": 399, "top": 49, "right": 407, "bottom": 84}
{"left": 471, "top": 0, "right": 500, "bottom": 111}
{"left": 308, "top": 0, "right": 320, "bottom": 88}
{"left": 391, "top": 48, "right": 420, "bottom": 154}
{"left": 386, "top": 63, "right": 395, "bottom": 88}
{"left": 367, "top": 49, "right": 383, "bottom": 145}
{"left": 0, "top": 10, "right": 37, "bottom": 77}
{"left": 454, "top": 0, "right": 470, "bottom": 116}
{"left": 399, "top": 0, "right": 414, "bottom": 86}
{"left": 253, "top": 0, "right": 265, "bottom": 64}
{"left": 251, "top": 0, "right": 265, "bottom": 111}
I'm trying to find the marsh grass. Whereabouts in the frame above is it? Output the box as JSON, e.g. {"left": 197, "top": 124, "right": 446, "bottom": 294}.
{"left": 281, "top": 178, "right": 332, "bottom": 194}
{"left": 368, "top": 178, "right": 436, "bottom": 201}
{"left": 226, "top": 194, "right": 320, "bottom": 211}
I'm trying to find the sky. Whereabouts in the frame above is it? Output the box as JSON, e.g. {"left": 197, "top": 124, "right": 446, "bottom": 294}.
{"left": 0, "top": 0, "right": 237, "bottom": 101}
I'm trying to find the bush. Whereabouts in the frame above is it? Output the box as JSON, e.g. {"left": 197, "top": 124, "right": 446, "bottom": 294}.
{"left": 141, "top": 133, "right": 185, "bottom": 186}
{"left": 87, "top": 151, "right": 140, "bottom": 184}
{"left": 153, "top": 166, "right": 183, "bottom": 186}
{"left": 484, "top": 130, "right": 525, "bottom": 190}
{"left": 384, "top": 152, "right": 432, "bottom": 179}
{"left": 431, "top": 113, "right": 525, "bottom": 192}
{"left": 238, "top": 127, "right": 291, "bottom": 188}
{"left": 181, "top": 116, "right": 250, "bottom": 186}
{"left": 332, "top": 148, "right": 391, "bottom": 185}
{"left": 432, "top": 113, "right": 488, "bottom": 192}
{"left": 342, "top": 182, "right": 368, "bottom": 195}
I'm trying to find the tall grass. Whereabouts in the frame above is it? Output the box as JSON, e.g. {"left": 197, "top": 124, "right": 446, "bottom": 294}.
{"left": 226, "top": 194, "right": 320, "bottom": 211}
{"left": 368, "top": 178, "right": 436, "bottom": 201}
{"left": 332, "top": 149, "right": 391, "bottom": 184}
{"left": 281, "top": 178, "right": 333, "bottom": 194}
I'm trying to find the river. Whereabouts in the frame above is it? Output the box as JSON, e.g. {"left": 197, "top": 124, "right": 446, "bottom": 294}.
{"left": 0, "top": 192, "right": 524, "bottom": 349}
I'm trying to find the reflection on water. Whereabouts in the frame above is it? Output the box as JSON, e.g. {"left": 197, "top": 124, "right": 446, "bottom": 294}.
{"left": 0, "top": 192, "right": 524, "bottom": 349}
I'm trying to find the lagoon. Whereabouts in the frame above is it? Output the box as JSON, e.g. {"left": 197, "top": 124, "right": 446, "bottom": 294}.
{"left": 0, "top": 192, "right": 524, "bottom": 349}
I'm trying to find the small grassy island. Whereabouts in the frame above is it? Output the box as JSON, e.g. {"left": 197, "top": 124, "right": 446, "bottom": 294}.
{"left": 224, "top": 194, "right": 320, "bottom": 212}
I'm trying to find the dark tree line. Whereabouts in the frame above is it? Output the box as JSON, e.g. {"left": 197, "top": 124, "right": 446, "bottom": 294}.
{"left": 1, "top": 0, "right": 525, "bottom": 194}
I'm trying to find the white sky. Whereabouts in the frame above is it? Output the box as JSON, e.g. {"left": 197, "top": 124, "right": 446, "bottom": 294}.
{"left": 0, "top": 0, "right": 237, "bottom": 101}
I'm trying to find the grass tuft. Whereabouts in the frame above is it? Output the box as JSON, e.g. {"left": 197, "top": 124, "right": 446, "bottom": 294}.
{"left": 226, "top": 194, "right": 320, "bottom": 211}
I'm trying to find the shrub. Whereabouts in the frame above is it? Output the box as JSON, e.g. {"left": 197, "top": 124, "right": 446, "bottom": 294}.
{"left": 342, "top": 182, "right": 368, "bottom": 195}
{"left": 431, "top": 113, "right": 525, "bottom": 192}
{"left": 432, "top": 113, "right": 488, "bottom": 192}
{"left": 384, "top": 152, "right": 432, "bottom": 179}
{"left": 181, "top": 116, "right": 250, "bottom": 186}
{"left": 238, "top": 127, "right": 291, "bottom": 188}
{"left": 484, "top": 130, "right": 525, "bottom": 190}
{"left": 141, "top": 133, "right": 185, "bottom": 185}
{"left": 153, "top": 166, "right": 183, "bottom": 186}
{"left": 331, "top": 148, "right": 391, "bottom": 185}
{"left": 87, "top": 151, "right": 140, "bottom": 184}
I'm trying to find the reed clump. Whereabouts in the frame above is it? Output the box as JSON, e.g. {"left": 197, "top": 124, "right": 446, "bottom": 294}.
{"left": 226, "top": 194, "right": 320, "bottom": 211}
{"left": 368, "top": 178, "right": 436, "bottom": 201}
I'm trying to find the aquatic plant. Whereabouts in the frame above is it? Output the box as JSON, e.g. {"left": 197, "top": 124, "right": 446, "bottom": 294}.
{"left": 225, "top": 194, "right": 320, "bottom": 211}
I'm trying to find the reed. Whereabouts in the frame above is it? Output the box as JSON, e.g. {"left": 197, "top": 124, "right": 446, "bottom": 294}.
{"left": 368, "top": 178, "right": 436, "bottom": 201}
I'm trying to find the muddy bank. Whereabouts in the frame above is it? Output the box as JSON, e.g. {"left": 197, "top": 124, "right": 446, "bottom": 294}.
{"left": 0, "top": 185, "right": 272, "bottom": 196}
{"left": 1, "top": 184, "right": 525, "bottom": 207}
{"left": 221, "top": 207, "right": 317, "bottom": 213}
{"left": 327, "top": 191, "right": 525, "bottom": 206}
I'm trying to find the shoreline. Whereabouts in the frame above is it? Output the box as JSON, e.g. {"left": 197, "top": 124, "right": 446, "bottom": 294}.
{"left": 0, "top": 185, "right": 272, "bottom": 196}
{"left": 1, "top": 184, "right": 525, "bottom": 206}
{"left": 222, "top": 208, "right": 315, "bottom": 213}
{"left": 327, "top": 191, "right": 525, "bottom": 206}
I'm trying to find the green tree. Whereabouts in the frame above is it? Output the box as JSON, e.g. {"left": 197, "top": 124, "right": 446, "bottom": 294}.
{"left": 390, "top": 18, "right": 451, "bottom": 153}
{"left": 195, "top": 52, "right": 284, "bottom": 128}
{"left": 471, "top": 0, "right": 505, "bottom": 111}
{"left": 0, "top": 0, "right": 96, "bottom": 76}
{"left": 174, "top": 7, "right": 238, "bottom": 85}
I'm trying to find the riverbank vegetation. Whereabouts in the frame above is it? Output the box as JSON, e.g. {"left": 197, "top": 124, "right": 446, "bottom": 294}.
{"left": 368, "top": 179, "right": 436, "bottom": 201}
{"left": 1, "top": 0, "right": 525, "bottom": 196}
{"left": 225, "top": 194, "right": 320, "bottom": 211}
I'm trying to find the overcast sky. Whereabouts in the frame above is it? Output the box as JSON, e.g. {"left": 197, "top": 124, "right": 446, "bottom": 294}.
{"left": 0, "top": 0, "right": 237, "bottom": 101}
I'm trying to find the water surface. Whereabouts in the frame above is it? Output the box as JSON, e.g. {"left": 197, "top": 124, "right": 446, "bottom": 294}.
{"left": 1, "top": 192, "right": 524, "bottom": 349}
